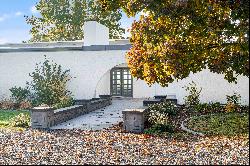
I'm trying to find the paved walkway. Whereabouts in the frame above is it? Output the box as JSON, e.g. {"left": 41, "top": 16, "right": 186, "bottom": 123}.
{"left": 50, "top": 98, "right": 144, "bottom": 130}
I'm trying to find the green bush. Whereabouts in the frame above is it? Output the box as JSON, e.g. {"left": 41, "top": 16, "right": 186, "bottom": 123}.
{"left": 240, "top": 105, "right": 249, "bottom": 113}
{"left": 183, "top": 81, "right": 202, "bottom": 112}
{"left": 27, "top": 55, "right": 74, "bottom": 109}
{"left": 149, "top": 101, "right": 179, "bottom": 116}
{"left": 225, "top": 93, "right": 241, "bottom": 113}
{"left": 53, "top": 96, "right": 74, "bottom": 109}
{"left": 144, "top": 124, "right": 174, "bottom": 134}
{"left": 9, "top": 113, "right": 30, "bottom": 128}
{"left": 226, "top": 93, "right": 241, "bottom": 105}
{"left": 19, "top": 101, "right": 32, "bottom": 110}
{"left": 9, "top": 86, "right": 31, "bottom": 104}
{"left": 195, "top": 102, "right": 224, "bottom": 114}
{"left": 146, "top": 101, "right": 178, "bottom": 134}
{"left": 148, "top": 101, "right": 178, "bottom": 126}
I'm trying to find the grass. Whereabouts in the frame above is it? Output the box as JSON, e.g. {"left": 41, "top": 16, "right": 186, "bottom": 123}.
{"left": 0, "top": 110, "right": 30, "bottom": 128}
{"left": 187, "top": 112, "right": 249, "bottom": 136}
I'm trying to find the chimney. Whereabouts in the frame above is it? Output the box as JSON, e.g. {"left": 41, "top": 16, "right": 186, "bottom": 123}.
{"left": 83, "top": 21, "right": 109, "bottom": 46}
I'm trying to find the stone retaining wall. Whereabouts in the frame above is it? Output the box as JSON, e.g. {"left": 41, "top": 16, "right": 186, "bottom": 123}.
{"left": 53, "top": 105, "right": 87, "bottom": 125}
{"left": 31, "top": 97, "right": 112, "bottom": 129}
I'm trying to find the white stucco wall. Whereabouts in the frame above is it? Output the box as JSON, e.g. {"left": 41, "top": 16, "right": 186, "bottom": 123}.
{"left": 84, "top": 21, "right": 109, "bottom": 46}
{"left": 0, "top": 50, "right": 126, "bottom": 100}
{"left": 133, "top": 71, "right": 249, "bottom": 104}
{"left": 0, "top": 50, "right": 249, "bottom": 105}
{"left": 95, "top": 69, "right": 111, "bottom": 97}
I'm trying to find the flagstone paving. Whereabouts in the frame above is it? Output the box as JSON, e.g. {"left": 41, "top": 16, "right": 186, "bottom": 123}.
{"left": 50, "top": 98, "right": 144, "bottom": 130}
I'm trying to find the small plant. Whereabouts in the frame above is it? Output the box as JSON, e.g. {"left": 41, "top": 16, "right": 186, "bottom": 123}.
{"left": 225, "top": 93, "right": 241, "bottom": 113}
{"left": 183, "top": 81, "right": 202, "bottom": 111}
{"left": 9, "top": 86, "right": 31, "bottom": 104}
{"left": 226, "top": 93, "right": 241, "bottom": 105}
{"left": 9, "top": 113, "right": 30, "bottom": 128}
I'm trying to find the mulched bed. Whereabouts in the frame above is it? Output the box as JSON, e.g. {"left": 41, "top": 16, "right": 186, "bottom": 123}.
{"left": 0, "top": 128, "right": 249, "bottom": 165}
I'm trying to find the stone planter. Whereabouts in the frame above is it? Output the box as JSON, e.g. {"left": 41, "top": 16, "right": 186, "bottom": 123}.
{"left": 30, "top": 106, "right": 55, "bottom": 129}
{"left": 122, "top": 108, "right": 148, "bottom": 133}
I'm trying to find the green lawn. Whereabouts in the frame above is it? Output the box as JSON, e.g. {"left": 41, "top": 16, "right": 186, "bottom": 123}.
{"left": 187, "top": 112, "right": 249, "bottom": 136}
{"left": 0, "top": 110, "right": 30, "bottom": 127}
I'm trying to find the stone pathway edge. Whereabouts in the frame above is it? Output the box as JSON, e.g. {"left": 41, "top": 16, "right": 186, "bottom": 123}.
{"left": 181, "top": 116, "right": 205, "bottom": 137}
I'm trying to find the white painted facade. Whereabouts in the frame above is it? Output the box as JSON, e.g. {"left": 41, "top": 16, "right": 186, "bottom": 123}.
{"left": 83, "top": 21, "right": 109, "bottom": 46}
{"left": 0, "top": 49, "right": 249, "bottom": 105}
{"left": 0, "top": 21, "right": 249, "bottom": 105}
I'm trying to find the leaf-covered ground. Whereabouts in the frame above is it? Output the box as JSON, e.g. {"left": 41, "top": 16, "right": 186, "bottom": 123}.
{"left": 0, "top": 128, "right": 249, "bottom": 165}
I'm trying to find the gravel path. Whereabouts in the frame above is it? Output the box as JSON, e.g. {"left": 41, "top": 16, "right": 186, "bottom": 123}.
{"left": 0, "top": 129, "right": 249, "bottom": 165}
{"left": 50, "top": 98, "right": 144, "bottom": 130}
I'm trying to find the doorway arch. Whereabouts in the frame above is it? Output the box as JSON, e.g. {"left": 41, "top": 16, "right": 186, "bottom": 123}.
{"left": 110, "top": 64, "right": 133, "bottom": 97}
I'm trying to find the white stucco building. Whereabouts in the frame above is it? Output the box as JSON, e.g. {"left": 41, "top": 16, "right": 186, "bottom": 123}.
{"left": 0, "top": 21, "right": 249, "bottom": 104}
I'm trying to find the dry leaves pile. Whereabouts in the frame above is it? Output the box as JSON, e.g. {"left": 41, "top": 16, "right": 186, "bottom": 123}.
{"left": 0, "top": 128, "right": 249, "bottom": 165}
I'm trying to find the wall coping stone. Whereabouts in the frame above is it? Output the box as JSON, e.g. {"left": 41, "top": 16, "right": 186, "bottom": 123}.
{"left": 54, "top": 105, "right": 83, "bottom": 114}
{"left": 0, "top": 44, "right": 131, "bottom": 53}
{"left": 122, "top": 108, "right": 146, "bottom": 114}
{"left": 30, "top": 107, "right": 54, "bottom": 112}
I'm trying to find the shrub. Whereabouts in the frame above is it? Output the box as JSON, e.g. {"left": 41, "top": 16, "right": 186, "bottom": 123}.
{"left": 240, "top": 105, "right": 249, "bottom": 113}
{"left": 148, "top": 101, "right": 179, "bottom": 126}
{"left": 148, "top": 109, "right": 169, "bottom": 126}
{"left": 149, "top": 101, "right": 179, "bottom": 116}
{"left": 146, "top": 101, "right": 179, "bottom": 134}
{"left": 225, "top": 93, "right": 241, "bottom": 113}
{"left": 9, "top": 86, "right": 31, "bottom": 104}
{"left": 144, "top": 124, "right": 174, "bottom": 134}
{"left": 27, "top": 55, "right": 73, "bottom": 108}
{"left": 195, "top": 102, "right": 224, "bottom": 114}
{"left": 53, "top": 96, "right": 74, "bottom": 109}
{"left": 0, "top": 99, "right": 15, "bottom": 110}
{"left": 183, "top": 81, "right": 202, "bottom": 112}
{"left": 226, "top": 93, "right": 241, "bottom": 105}
{"left": 19, "top": 101, "right": 32, "bottom": 110}
{"left": 9, "top": 113, "right": 30, "bottom": 128}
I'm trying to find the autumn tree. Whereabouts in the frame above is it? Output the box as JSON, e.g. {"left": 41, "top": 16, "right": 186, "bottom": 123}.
{"left": 25, "top": 0, "right": 125, "bottom": 42}
{"left": 99, "top": 0, "right": 249, "bottom": 86}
